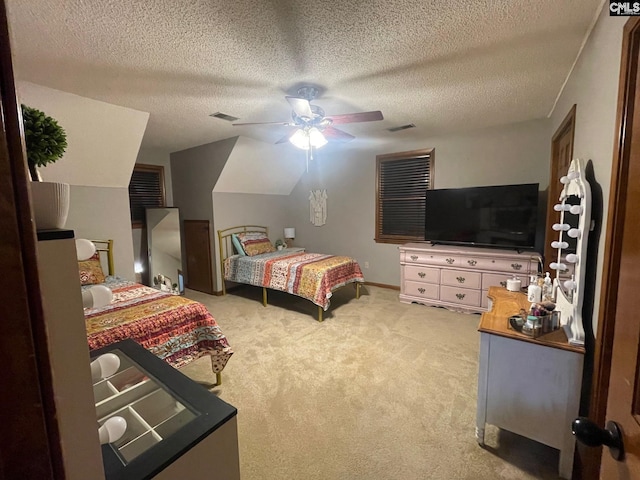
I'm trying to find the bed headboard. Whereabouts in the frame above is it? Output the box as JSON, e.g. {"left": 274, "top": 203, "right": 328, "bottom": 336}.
{"left": 217, "top": 225, "right": 268, "bottom": 292}
{"left": 90, "top": 239, "right": 115, "bottom": 276}
{"left": 217, "top": 225, "right": 269, "bottom": 261}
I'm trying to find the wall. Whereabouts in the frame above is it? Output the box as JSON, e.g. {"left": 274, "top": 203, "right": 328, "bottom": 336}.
{"left": 171, "top": 137, "right": 238, "bottom": 287}
{"left": 171, "top": 135, "right": 307, "bottom": 290}
{"left": 212, "top": 192, "right": 291, "bottom": 288}
{"left": 136, "top": 148, "right": 174, "bottom": 206}
{"left": 17, "top": 82, "right": 149, "bottom": 187}
{"left": 66, "top": 186, "right": 135, "bottom": 280}
{"left": 288, "top": 118, "right": 551, "bottom": 287}
{"left": 18, "top": 82, "right": 149, "bottom": 281}
{"left": 549, "top": 7, "right": 627, "bottom": 335}
{"left": 215, "top": 136, "right": 305, "bottom": 194}
{"left": 133, "top": 148, "right": 174, "bottom": 282}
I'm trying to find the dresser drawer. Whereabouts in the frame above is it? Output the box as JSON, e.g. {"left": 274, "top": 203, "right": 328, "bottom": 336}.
{"left": 404, "top": 265, "right": 439, "bottom": 283}
{"left": 491, "top": 258, "right": 533, "bottom": 273}
{"left": 440, "top": 285, "right": 481, "bottom": 307}
{"left": 404, "top": 281, "right": 439, "bottom": 300}
{"left": 481, "top": 273, "right": 530, "bottom": 291}
{"left": 441, "top": 269, "right": 481, "bottom": 289}
{"left": 402, "top": 251, "right": 459, "bottom": 267}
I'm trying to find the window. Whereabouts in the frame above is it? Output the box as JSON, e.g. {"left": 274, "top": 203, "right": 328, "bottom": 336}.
{"left": 129, "top": 164, "right": 165, "bottom": 228}
{"left": 375, "top": 148, "right": 434, "bottom": 244}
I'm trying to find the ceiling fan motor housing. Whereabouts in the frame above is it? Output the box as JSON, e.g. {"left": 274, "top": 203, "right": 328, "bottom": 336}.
{"left": 292, "top": 105, "right": 331, "bottom": 129}
{"left": 296, "top": 86, "right": 319, "bottom": 101}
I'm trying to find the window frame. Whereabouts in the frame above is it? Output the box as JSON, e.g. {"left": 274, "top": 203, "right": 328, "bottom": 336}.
{"left": 129, "top": 163, "right": 166, "bottom": 229}
{"left": 375, "top": 148, "right": 435, "bottom": 244}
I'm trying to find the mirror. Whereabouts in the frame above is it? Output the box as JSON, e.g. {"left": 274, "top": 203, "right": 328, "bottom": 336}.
{"left": 549, "top": 159, "right": 591, "bottom": 346}
{"left": 146, "top": 208, "right": 183, "bottom": 294}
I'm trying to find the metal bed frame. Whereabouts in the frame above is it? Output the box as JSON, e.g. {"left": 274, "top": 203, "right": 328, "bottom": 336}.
{"left": 217, "top": 225, "right": 361, "bottom": 322}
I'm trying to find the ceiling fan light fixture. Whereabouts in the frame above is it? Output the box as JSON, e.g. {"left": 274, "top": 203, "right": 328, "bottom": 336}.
{"left": 289, "top": 128, "right": 311, "bottom": 150}
{"left": 309, "top": 127, "right": 328, "bottom": 148}
{"left": 289, "top": 127, "right": 328, "bottom": 150}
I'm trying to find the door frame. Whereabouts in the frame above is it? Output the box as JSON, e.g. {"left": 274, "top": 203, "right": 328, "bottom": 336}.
{"left": 184, "top": 219, "right": 214, "bottom": 294}
{"left": 0, "top": 0, "right": 63, "bottom": 476}
{"left": 545, "top": 105, "right": 576, "bottom": 272}
{"left": 581, "top": 15, "right": 640, "bottom": 480}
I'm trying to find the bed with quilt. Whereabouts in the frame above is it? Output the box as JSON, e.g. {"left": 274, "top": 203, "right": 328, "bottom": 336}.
{"left": 217, "top": 226, "right": 364, "bottom": 321}
{"left": 80, "top": 240, "right": 233, "bottom": 385}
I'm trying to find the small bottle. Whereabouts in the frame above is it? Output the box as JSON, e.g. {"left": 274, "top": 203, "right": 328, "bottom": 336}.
{"left": 542, "top": 272, "right": 553, "bottom": 301}
{"left": 527, "top": 275, "right": 542, "bottom": 303}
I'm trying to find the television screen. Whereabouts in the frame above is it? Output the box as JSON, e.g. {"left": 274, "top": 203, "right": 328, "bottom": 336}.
{"left": 424, "top": 183, "right": 539, "bottom": 250}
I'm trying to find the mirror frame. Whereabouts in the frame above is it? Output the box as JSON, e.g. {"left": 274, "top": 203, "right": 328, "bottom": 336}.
{"left": 145, "top": 207, "right": 183, "bottom": 295}
{"left": 550, "top": 158, "right": 592, "bottom": 346}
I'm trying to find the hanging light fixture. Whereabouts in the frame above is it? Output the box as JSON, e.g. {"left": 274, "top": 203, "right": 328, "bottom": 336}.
{"left": 288, "top": 126, "right": 328, "bottom": 171}
{"left": 289, "top": 128, "right": 311, "bottom": 150}
{"left": 308, "top": 127, "right": 327, "bottom": 148}
{"left": 288, "top": 126, "right": 327, "bottom": 150}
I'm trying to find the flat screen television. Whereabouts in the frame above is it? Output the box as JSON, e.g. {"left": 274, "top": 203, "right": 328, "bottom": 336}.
{"left": 424, "top": 183, "right": 539, "bottom": 251}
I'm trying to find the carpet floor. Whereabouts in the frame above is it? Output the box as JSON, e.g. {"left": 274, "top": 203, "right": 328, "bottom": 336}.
{"left": 180, "top": 285, "right": 562, "bottom": 480}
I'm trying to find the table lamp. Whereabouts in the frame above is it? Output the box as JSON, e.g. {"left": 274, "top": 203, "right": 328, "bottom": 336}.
{"left": 284, "top": 227, "right": 296, "bottom": 247}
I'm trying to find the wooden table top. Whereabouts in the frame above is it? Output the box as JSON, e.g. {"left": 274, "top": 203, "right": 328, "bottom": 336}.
{"left": 478, "top": 286, "right": 585, "bottom": 354}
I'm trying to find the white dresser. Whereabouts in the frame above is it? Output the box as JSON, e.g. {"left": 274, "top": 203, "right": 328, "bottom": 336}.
{"left": 399, "top": 243, "right": 541, "bottom": 313}
{"left": 476, "top": 287, "right": 584, "bottom": 479}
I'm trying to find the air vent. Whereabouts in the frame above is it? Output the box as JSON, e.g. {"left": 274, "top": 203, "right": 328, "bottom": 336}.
{"left": 209, "top": 112, "right": 239, "bottom": 122}
{"left": 387, "top": 124, "right": 416, "bottom": 132}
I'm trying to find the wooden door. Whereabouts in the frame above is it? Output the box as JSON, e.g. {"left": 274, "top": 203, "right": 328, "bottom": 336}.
{"left": 0, "top": 0, "right": 62, "bottom": 475}
{"left": 544, "top": 105, "right": 575, "bottom": 272}
{"left": 597, "top": 16, "right": 640, "bottom": 479}
{"left": 183, "top": 220, "right": 214, "bottom": 294}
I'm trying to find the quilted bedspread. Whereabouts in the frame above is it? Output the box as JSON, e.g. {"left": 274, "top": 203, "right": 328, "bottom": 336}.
{"left": 84, "top": 277, "right": 233, "bottom": 372}
{"left": 224, "top": 250, "right": 365, "bottom": 310}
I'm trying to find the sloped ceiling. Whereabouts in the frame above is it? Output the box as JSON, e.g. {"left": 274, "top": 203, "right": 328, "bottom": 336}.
{"left": 17, "top": 81, "right": 149, "bottom": 187}
{"left": 6, "top": 0, "right": 603, "bottom": 154}
{"left": 213, "top": 136, "right": 306, "bottom": 194}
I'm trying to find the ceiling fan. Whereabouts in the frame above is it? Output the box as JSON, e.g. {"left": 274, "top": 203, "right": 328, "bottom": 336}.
{"left": 232, "top": 86, "right": 384, "bottom": 149}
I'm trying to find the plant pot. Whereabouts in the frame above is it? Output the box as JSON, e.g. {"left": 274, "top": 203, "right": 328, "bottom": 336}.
{"left": 30, "top": 181, "right": 70, "bottom": 230}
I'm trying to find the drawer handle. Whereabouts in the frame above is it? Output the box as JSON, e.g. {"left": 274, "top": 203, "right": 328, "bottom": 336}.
{"left": 418, "top": 287, "right": 425, "bottom": 294}
{"left": 456, "top": 276, "right": 466, "bottom": 283}
{"left": 500, "top": 281, "right": 507, "bottom": 287}
{"left": 418, "top": 272, "right": 426, "bottom": 278}
{"left": 456, "top": 293, "right": 466, "bottom": 300}
{"left": 467, "top": 260, "right": 477, "bottom": 266}
{"left": 446, "top": 258, "right": 455, "bottom": 264}
{"left": 511, "top": 263, "right": 523, "bottom": 270}
{"left": 411, "top": 255, "right": 418, "bottom": 261}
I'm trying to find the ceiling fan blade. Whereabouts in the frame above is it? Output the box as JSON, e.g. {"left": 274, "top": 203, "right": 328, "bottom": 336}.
{"left": 327, "top": 110, "right": 383, "bottom": 125}
{"left": 286, "top": 96, "right": 313, "bottom": 119}
{"left": 275, "top": 132, "right": 294, "bottom": 144}
{"left": 232, "top": 121, "right": 292, "bottom": 126}
{"left": 323, "top": 126, "right": 355, "bottom": 142}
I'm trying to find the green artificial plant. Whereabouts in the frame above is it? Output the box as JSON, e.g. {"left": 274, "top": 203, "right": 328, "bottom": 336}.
{"left": 21, "top": 104, "right": 68, "bottom": 181}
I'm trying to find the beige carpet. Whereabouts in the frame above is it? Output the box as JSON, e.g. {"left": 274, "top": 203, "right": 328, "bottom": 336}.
{"left": 180, "top": 285, "right": 562, "bottom": 480}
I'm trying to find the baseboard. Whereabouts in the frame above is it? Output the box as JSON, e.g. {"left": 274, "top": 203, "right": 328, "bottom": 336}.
{"left": 363, "top": 281, "right": 399, "bottom": 291}
{"left": 213, "top": 284, "right": 245, "bottom": 296}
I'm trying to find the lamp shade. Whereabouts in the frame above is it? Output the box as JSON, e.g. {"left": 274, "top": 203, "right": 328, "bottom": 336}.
{"left": 76, "top": 238, "right": 96, "bottom": 260}
{"left": 289, "top": 129, "right": 310, "bottom": 150}
{"left": 284, "top": 227, "right": 296, "bottom": 239}
{"left": 308, "top": 127, "right": 327, "bottom": 148}
{"left": 289, "top": 127, "right": 328, "bottom": 150}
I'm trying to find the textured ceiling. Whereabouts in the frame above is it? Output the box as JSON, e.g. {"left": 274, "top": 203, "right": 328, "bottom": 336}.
{"left": 6, "top": 0, "right": 603, "bottom": 153}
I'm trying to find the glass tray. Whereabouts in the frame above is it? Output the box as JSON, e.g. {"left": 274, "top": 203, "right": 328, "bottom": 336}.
{"left": 93, "top": 349, "right": 196, "bottom": 464}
